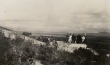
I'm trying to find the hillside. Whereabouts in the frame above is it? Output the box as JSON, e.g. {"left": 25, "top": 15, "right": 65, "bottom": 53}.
{"left": 0, "top": 26, "right": 98, "bottom": 65}
{"left": 0, "top": 26, "right": 12, "bottom": 31}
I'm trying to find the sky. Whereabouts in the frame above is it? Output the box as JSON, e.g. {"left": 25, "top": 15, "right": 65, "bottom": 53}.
{"left": 0, "top": 0, "right": 110, "bottom": 33}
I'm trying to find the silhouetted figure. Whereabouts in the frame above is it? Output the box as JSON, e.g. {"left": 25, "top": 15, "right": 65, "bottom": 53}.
{"left": 72, "top": 34, "right": 76, "bottom": 43}
{"left": 76, "top": 35, "right": 82, "bottom": 43}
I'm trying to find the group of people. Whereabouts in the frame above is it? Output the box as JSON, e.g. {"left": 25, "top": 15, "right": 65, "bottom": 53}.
{"left": 62, "top": 33, "right": 86, "bottom": 43}
{"left": 36, "top": 36, "right": 58, "bottom": 47}
{"left": 36, "top": 36, "right": 52, "bottom": 44}
{"left": 37, "top": 33, "right": 86, "bottom": 45}
{"left": 35, "top": 33, "right": 86, "bottom": 50}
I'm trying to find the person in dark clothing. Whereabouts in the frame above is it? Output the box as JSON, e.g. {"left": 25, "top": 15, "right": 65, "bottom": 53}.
{"left": 72, "top": 34, "right": 76, "bottom": 43}
{"left": 76, "top": 35, "right": 82, "bottom": 43}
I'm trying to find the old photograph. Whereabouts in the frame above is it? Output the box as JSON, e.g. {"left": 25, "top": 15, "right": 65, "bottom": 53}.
{"left": 0, "top": 0, "right": 110, "bottom": 65}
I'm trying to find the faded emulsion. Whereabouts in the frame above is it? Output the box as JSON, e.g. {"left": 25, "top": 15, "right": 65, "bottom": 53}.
{"left": 0, "top": 0, "right": 110, "bottom": 65}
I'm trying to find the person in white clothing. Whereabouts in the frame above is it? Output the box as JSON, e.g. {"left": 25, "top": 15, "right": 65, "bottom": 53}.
{"left": 82, "top": 35, "right": 85, "bottom": 43}
{"left": 68, "top": 34, "right": 72, "bottom": 43}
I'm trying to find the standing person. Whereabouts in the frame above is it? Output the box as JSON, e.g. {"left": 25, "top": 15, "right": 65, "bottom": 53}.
{"left": 76, "top": 35, "right": 82, "bottom": 43}
{"left": 68, "top": 33, "right": 72, "bottom": 43}
{"left": 82, "top": 35, "right": 85, "bottom": 43}
{"left": 79, "top": 35, "right": 82, "bottom": 43}
{"left": 72, "top": 34, "right": 76, "bottom": 43}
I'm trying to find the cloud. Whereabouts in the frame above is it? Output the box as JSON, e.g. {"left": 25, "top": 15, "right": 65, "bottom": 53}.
{"left": 0, "top": 0, "right": 110, "bottom": 33}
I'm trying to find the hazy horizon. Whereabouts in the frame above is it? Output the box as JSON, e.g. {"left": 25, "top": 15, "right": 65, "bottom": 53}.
{"left": 0, "top": 0, "right": 110, "bottom": 33}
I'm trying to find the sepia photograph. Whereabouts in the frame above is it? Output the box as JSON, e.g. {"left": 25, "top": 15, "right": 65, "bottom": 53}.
{"left": 0, "top": 0, "right": 110, "bottom": 65}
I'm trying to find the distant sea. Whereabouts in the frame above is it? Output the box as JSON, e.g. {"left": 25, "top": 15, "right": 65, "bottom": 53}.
{"left": 32, "top": 32, "right": 110, "bottom": 37}
{"left": 32, "top": 33, "right": 66, "bottom": 37}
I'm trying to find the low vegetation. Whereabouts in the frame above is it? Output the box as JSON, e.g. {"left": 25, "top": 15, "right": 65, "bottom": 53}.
{"left": 0, "top": 32, "right": 110, "bottom": 65}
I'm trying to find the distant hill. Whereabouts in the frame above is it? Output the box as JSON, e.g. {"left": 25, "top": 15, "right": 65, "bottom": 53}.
{"left": 0, "top": 26, "right": 12, "bottom": 31}
{"left": 99, "top": 31, "right": 109, "bottom": 34}
{"left": 86, "top": 32, "right": 110, "bottom": 36}
{"left": 0, "top": 26, "right": 110, "bottom": 37}
{"left": 97, "top": 31, "right": 110, "bottom": 36}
